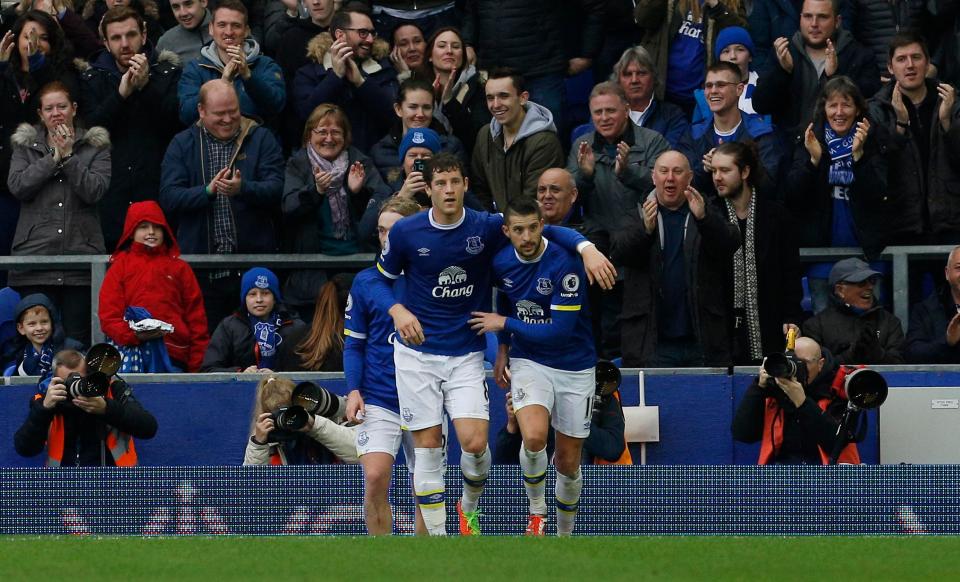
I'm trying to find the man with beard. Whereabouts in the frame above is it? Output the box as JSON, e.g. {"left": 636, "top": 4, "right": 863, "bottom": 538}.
{"left": 711, "top": 141, "right": 801, "bottom": 365}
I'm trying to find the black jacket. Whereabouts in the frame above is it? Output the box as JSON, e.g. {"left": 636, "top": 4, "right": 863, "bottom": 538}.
{"left": 720, "top": 196, "right": 803, "bottom": 363}
{"left": 784, "top": 119, "right": 893, "bottom": 259}
{"left": 868, "top": 79, "right": 960, "bottom": 242}
{"left": 78, "top": 45, "right": 182, "bottom": 250}
{"left": 847, "top": 0, "right": 931, "bottom": 73}
{"left": 753, "top": 29, "right": 881, "bottom": 136}
{"left": 905, "top": 287, "right": 960, "bottom": 364}
{"left": 802, "top": 299, "right": 905, "bottom": 365}
{"left": 201, "top": 309, "right": 309, "bottom": 372}
{"left": 14, "top": 379, "right": 158, "bottom": 466}
{"left": 462, "top": 0, "right": 606, "bottom": 78}
{"left": 732, "top": 348, "right": 848, "bottom": 464}
{"left": 610, "top": 194, "right": 741, "bottom": 367}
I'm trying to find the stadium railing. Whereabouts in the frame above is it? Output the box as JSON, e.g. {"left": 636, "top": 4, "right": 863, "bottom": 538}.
{"left": 0, "top": 253, "right": 376, "bottom": 344}
{"left": 0, "top": 244, "right": 954, "bottom": 343}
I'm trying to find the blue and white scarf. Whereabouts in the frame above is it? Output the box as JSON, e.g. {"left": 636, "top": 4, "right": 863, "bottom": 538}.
{"left": 249, "top": 312, "right": 282, "bottom": 370}
{"left": 21, "top": 343, "right": 53, "bottom": 377}
{"left": 825, "top": 124, "right": 855, "bottom": 187}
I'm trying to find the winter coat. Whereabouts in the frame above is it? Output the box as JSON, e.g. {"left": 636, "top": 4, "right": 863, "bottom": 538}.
{"left": 159, "top": 117, "right": 285, "bottom": 254}
{"left": 634, "top": 0, "right": 747, "bottom": 100}
{"left": 6, "top": 293, "right": 83, "bottom": 375}
{"left": 78, "top": 45, "right": 182, "bottom": 250}
{"left": 281, "top": 146, "right": 392, "bottom": 255}
{"left": 177, "top": 38, "right": 286, "bottom": 125}
{"left": 930, "top": 0, "right": 960, "bottom": 89}
{"left": 7, "top": 124, "right": 110, "bottom": 287}
{"left": 201, "top": 309, "right": 309, "bottom": 372}
{"left": 847, "top": 0, "right": 930, "bottom": 73}
{"left": 868, "top": 79, "right": 960, "bottom": 240}
{"left": 753, "top": 29, "right": 881, "bottom": 137}
{"left": 905, "top": 287, "right": 960, "bottom": 364}
{"left": 369, "top": 119, "right": 467, "bottom": 185}
{"left": 471, "top": 101, "right": 565, "bottom": 212}
{"left": 436, "top": 66, "right": 491, "bottom": 157}
{"left": 718, "top": 196, "right": 803, "bottom": 361}
{"left": 83, "top": 0, "right": 165, "bottom": 50}
{"left": 609, "top": 193, "right": 741, "bottom": 367}
{"left": 567, "top": 122, "right": 670, "bottom": 235}
{"left": 732, "top": 348, "right": 857, "bottom": 464}
{"left": 292, "top": 33, "right": 397, "bottom": 153}
{"left": 155, "top": 10, "right": 212, "bottom": 65}
{"left": 461, "top": 0, "right": 606, "bottom": 78}
{"left": 678, "top": 111, "right": 786, "bottom": 194}
{"left": 783, "top": 119, "right": 893, "bottom": 259}
{"left": 802, "top": 298, "right": 905, "bottom": 365}
{"left": 14, "top": 379, "right": 157, "bottom": 466}
{"left": 99, "top": 201, "right": 210, "bottom": 372}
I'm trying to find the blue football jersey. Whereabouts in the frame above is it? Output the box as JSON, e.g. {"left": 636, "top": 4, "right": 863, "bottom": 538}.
{"left": 344, "top": 268, "right": 405, "bottom": 412}
{"left": 376, "top": 208, "right": 506, "bottom": 356}
{"left": 493, "top": 237, "right": 596, "bottom": 371}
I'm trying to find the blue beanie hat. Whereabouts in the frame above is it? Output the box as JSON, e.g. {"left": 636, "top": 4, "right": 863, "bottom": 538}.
{"left": 398, "top": 127, "right": 441, "bottom": 165}
{"left": 240, "top": 267, "right": 282, "bottom": 306}
{"left": 715, "top": 26, "right": 755, "bottom": 60}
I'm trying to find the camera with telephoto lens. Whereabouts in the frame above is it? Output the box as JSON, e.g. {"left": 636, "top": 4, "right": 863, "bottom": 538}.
{"left": 592, "top": 360, "right": 621, "bottom": 421}
{"left": 762, "top": 328, "right": 808, "bottom": 385}
{"left": 268, "top": 382, "right": 345, "bottom": 440}
{"left": 60, "top": 343, "right": 122, "bottom": 402}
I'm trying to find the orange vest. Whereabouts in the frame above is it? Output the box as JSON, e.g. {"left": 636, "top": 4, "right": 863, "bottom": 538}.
{"left": 594, "top": 392, "right": 634, "bottom": 465}
{"left": 37, "top": 383, "right": 138, "bottom": 467}
{"left": 758, "top": 367, "right": 861, "bottom": 465}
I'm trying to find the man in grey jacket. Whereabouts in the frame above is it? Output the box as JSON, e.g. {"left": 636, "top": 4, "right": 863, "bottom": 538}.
{"left": 569, "top": 81, "right": 669, "bottom": 235}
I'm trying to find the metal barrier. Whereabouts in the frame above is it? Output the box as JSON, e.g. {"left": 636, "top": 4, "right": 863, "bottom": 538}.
{"left": 0, "top": 253, "right": 376, "bottom": 344}
{"left": 0, "top": 244, "right": 954, "bottom": 342}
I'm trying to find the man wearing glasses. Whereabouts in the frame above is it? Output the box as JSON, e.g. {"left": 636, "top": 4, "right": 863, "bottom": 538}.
{"left": 294, "top": 3, "right": 398, "bottom": 152}
{"left": 677, "top": 61, "right": 783, "bottom": 197}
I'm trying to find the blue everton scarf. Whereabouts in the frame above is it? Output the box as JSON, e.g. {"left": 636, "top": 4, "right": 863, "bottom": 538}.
{"left": 21, "top": 343, "right": 54, "bottom": 377}
{"left": 249, "top": 312, "right": 282, "bottom": 370}
{"left": 825, "top": 124, "right": 855, "bottom": 187}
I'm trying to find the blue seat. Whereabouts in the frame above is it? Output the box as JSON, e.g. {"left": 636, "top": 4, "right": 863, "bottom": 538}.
{"left": 800, "top": 276, "right": 813, "bottom": 315}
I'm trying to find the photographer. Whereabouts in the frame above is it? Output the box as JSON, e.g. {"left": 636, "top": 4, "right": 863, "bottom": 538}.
{"left": 243, "top": 376, "right": 358, "bottom": 465}
{"left": 732, "top": 337, "right": 860, "bottom": 465}
{"left": 13, "top": 349, "right": 158, "bottom": 466}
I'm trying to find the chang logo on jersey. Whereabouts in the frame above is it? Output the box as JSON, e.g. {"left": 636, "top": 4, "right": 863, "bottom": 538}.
{"left": 536, "top": 278, "right": 553, "bottom": 295}
{"left": 516, "top": 300, "right": 550, "bottom": 324}
{"left": 432, "top": 266, "right": 474, "bottom": 298}
{"left": 465, "top": 236, "right": 484, "bottom": 255}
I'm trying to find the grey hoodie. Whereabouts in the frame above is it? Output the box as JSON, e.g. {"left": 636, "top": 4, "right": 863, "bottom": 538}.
{"left": 156, "top": 10, "right": 212, "bottom": 64}
{"left": 488, "top": 101, "right": 557, "bottom": 148}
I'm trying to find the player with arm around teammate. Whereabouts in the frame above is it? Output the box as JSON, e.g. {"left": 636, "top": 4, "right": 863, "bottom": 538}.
{"left": 369, "top": 152, "right": 616, "bottom": 536}
{"left": 469, "top": 197, "right": 596, "bottom": 536}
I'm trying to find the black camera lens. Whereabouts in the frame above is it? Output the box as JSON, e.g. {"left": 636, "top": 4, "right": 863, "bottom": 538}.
{"left": 64, "top": 372, "right": 109, "bottom": 399}
{"left": 272, "top": 406, "right": 309, "bottom": 431}
{"left": 292, "top": 382, "right": 343, "bottom": 419}
{"left": 763, "top": 352, "right": 796, "bottom": 378}
{"left": 595, "top": 360, "right": 621, "bottom": 396}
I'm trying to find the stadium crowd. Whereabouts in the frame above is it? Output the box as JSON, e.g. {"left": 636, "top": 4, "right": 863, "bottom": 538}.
{"left": 3, "top": 0, "right": 960, "bottom": 532}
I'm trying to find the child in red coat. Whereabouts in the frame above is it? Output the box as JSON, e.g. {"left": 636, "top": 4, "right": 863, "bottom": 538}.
{"left": 98, "top": 201, "right": 210, "bottom": 371}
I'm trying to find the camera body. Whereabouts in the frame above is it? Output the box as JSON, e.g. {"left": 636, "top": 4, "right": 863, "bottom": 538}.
{"left": 48, "top": 344, "right": 122, "bottom": 408}
{"left": 762, "top": 351, "right": 808, "bottom": 386}
{"left": 592, "top": 360, "right": 622, "bottom": 421}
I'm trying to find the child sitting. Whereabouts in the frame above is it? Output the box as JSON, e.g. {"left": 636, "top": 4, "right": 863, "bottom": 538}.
{"left": 11, "top": 294, "right": 80, "bottom": 377}
{"left": 98, "top": 201, "right": 210, "bottom": 372}
{"left": 202, "top": 267, "right": 309, "bottom": 373}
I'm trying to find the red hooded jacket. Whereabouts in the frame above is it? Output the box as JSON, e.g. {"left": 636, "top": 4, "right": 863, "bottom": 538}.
{"left": 98, "top": 201, "right": 209, "bottom": 371}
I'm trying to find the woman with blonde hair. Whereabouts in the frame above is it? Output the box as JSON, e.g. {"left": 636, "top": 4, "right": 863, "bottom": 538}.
{"left": 243, "top": 375, "right": 358, "bottom": 466}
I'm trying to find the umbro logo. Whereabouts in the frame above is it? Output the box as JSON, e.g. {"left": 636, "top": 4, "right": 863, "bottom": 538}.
{"left": 502, "top": 278, "right": 514, "bottom": 288}
{"left": 418, "top": 247, "right": 431, "bottom": 256}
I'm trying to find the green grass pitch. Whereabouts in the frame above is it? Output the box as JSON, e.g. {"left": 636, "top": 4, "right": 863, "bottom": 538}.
{"left": 2, "top": 536, "right": 960, "bottom": 580}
